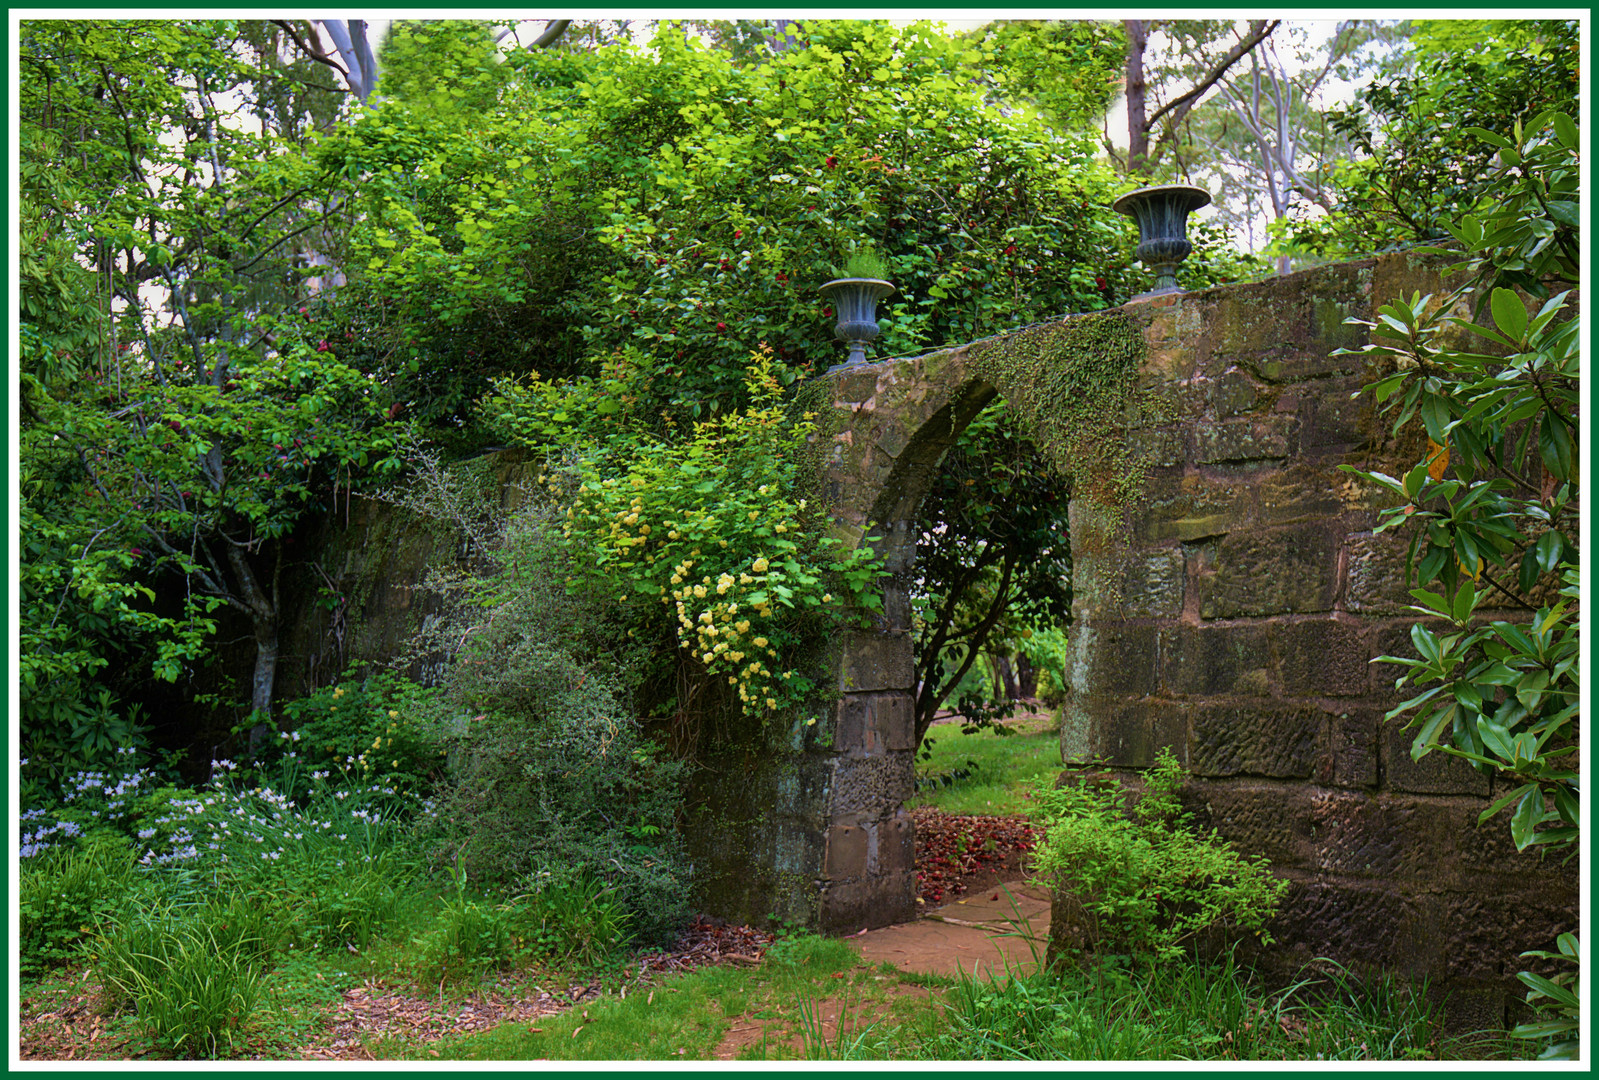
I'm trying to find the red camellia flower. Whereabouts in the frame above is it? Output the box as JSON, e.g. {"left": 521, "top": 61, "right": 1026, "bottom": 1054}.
{"left": 716, "top": 322, "right": 727, "bottom": 332}
{"left": 822, "top": 306, "right": 833, "bottom": 319}
{"left": 1004, "top": 244, "right": 1017, "bottom": 255}
{"left": 825, "top": 156, "right": 837, "bottom": 168}
{"left": 317, "top": 340, "right": 329, "bottom": 351}
{"left": 733, "top": 229, "right": 743, "bottom": 239}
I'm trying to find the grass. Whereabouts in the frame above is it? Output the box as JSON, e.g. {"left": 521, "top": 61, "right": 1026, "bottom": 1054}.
{"left": 338, "top": 927, "right": 1511, "bottom": 1062}
{"left": 18, "top": 732, "right": 1545, "bottom": 1063}
{"left": 911, "top": 709, "right": 1061, "bottom": 815}
{"left": 375, "top": 934, "right": 926, "bottom": 1061}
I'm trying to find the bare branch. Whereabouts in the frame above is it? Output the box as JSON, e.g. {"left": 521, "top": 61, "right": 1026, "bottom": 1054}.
{"left": 1145, "top": 19, "right": 1281, "bottom": 134}
{"left": 530, "top": 19, "right": 572, "bottom": 49}
{"left": 271, "top": 19, "right": 350, "bottom": 80}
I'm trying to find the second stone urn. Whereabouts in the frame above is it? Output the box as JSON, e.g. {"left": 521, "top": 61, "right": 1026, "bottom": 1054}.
{"left": 1112, "top": 184, "right": 1212, "bottom": 297}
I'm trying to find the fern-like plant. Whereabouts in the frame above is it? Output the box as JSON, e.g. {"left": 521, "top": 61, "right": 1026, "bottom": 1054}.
{"left": 1032, "top": 747, "right": 1286, "bottom": 966}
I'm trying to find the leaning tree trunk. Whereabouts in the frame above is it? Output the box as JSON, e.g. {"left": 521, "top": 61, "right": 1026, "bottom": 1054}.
{"left": 1124, "top": 20, "right": 1152, "bottom": 175}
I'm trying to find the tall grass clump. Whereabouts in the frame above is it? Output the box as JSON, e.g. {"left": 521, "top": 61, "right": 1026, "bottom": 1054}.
{"left": 96, "top": 903, "right": 273, "bottom": 1058}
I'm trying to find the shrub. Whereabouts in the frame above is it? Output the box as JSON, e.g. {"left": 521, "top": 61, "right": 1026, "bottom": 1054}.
{"left": 388, "top": 441, "right": 696, "bottom": 947}
{"left": 1032, "top": 747, "right": 1287, "bottom": 965}
{"left": 272, "top": 670, "right": 446, "bottom": 801}
{"left": 19, "top": 835, "right": 140, "bottom": 974}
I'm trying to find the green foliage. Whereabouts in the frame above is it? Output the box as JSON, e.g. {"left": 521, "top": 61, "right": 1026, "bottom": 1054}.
{"left": 486, "top": 350, "right": 886, "bottom": 720}
{"left": 912, "top": 399, "right": 1070, "bottom": 741}
{"left": 1339, "top": 113, "right": 1578, "bottom": 1060}
{"left": 512, "top": 871, "right": 634, "bottom": 966}
{"left": 413, "top": 861, "right": 516, "bottom": 986}
{"left": 19, "top": 836, "right": 141, "bottom": 974}
{"left": 396, "top": 467, "right": 694, "bottom": 946}
{"left": 1513, "top": 932, "right": 1580, "bottom": 1059}
{"left": 1278, "top": 19, "right": 1578, "bottom": 257}
{"left": 1339, "top": 113, "right": 1578, "bottom": 843}
{"left": 19, "top": 19, "right": 407, "bottom": 725}
{"left": 335, "top": 19, "right": 1140, "bottom": 432}
{"left": 1032, "top": 748, "right": 1287, "bottom": 964}
{"left": 272, "top": 671, "right": 445, "bottom": 799}
{"left": 1019, "top": 626, "right": 1072, "bottom": 706}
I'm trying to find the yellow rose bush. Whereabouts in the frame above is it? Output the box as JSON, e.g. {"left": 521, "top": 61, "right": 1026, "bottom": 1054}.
{"left": 484, "top": 348, "right": 886, "bottom": 717}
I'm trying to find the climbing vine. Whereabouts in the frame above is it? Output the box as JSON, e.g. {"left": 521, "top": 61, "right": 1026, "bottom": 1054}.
{"left": 968, "top": 310, "right": 1155, "bottom": 552}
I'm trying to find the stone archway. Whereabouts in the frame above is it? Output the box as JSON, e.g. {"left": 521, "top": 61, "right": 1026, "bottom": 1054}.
{"left": 771, "top": 252, "right": 1574, "bottom": 1025}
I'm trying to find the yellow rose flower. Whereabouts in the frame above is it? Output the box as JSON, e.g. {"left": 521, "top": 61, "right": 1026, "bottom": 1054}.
{"left": 752, "top": 557, "right": 769, "bottom": 573}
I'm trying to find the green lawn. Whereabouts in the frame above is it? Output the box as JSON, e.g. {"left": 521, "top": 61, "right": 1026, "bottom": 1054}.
{"left": 910, "top": 710, "right": 1062, "bottom": 816}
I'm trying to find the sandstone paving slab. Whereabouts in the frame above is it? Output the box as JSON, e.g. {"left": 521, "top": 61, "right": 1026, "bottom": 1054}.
{"left": 846, "top": 880, "right": 1052, "bottom": 979}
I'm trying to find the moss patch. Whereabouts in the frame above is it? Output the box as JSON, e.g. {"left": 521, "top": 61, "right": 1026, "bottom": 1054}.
{"left": 968, "top": 311, "right": 1153, "bottom": 551}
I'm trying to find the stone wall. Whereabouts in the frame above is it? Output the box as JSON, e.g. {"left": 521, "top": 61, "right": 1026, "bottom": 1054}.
{"left": 816, "top": 253, "right": 1577, "bottom": 1024}
{"left": 243, "top": 252, "right": 1575, "bottom": 1016}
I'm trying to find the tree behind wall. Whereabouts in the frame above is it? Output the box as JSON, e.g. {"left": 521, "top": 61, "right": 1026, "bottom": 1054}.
{"left": 18, "top": 20, "right": 404, "bottom": 748}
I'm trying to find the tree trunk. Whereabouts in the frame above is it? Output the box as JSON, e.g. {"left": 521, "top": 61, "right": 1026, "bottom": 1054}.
{"left": 1125, "top": 20, "right": 1151, "bottom": 175}
{"left": 252, "top": 618, "right": 279, "bottom": 715}
{"left": 226, "top": 541, "right": 283, "bottom": 748}
{"left": 998, "top": 655, "right": 1019, "bottom": 701}
{"left": 1015, "top": 653, "right": 1038, "bottom": 699}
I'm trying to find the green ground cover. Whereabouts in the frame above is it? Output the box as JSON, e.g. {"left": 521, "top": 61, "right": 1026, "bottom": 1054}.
{"left": 911, "top": 711, "right": 1063, "bottom": 815}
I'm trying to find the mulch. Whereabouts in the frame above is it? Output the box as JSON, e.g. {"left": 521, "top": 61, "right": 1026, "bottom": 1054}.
{"left": 910, "top": 806, "right": 1039, "bottom": 908}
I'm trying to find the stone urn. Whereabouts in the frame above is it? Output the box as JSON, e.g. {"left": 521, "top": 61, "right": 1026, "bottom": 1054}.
{"left": 1112, "top": 184, "right": 1212, "bottom": 296}
{"left": 819, "top": 277, "right": 895, "bottom": 368}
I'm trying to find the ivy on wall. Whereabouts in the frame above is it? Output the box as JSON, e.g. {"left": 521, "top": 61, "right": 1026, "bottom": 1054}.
{"left": 968, "top": 310, "right": 1155, "bottom": 552}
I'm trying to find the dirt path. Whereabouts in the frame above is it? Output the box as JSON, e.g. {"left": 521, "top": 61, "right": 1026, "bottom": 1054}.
{"left": 850, "top": 879, "right": 1051, "bottom": 979}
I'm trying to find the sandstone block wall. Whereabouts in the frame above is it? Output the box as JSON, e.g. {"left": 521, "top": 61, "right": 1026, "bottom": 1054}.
{"left": 1051, "top": 261, "right": 1577, "bottom": 1029}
